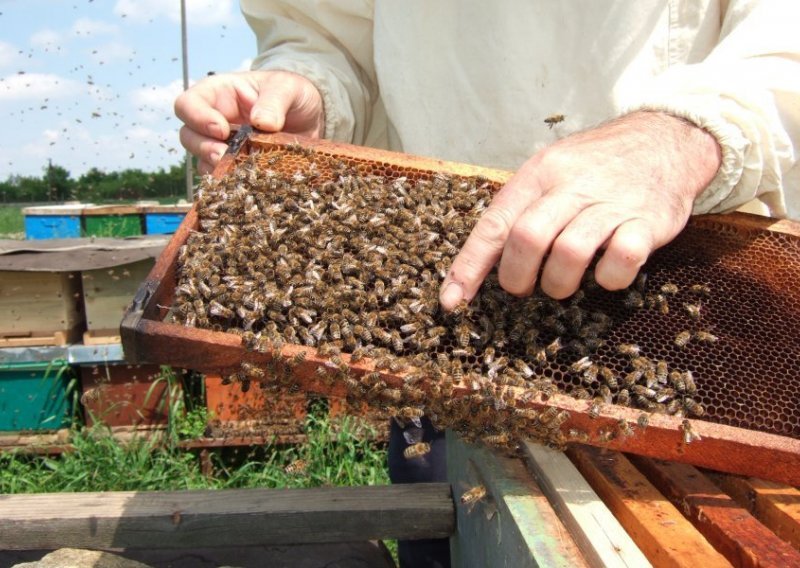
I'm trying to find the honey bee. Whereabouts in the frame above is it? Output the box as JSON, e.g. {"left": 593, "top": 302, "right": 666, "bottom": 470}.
{"left": 636, "top": 413, "right": 650, "bottom": 430}
{"left": 403, "top": 442, "right": 432, "bottom": 460}
{"left": 538, "top": 406, "right": 560, "bottom": 425}
{"left": 460, "top": 485, "right": 488, "bottom": 510}
{"left": 694, "top": 331, "right": 718, "bottom": 344}
{"left": 617, "top": 419, "right": 635, "bottom": 438}
{"left": 482, "top": 432, "right": 511, "bottom": 447}
{"left": 688, "top": 283, "right": 711, "bottom": 296}
{"left": 681, "top": 419, "right": 702, "bottom": 444}
{"left": 616, "top": 388, "right": 631, "bottom": 406}
{"left": 285, "top": 459, "right": 308, "bottom": 474}
{"left": 545, "top": 337, "right": 563, "bottom": 358}
{"left": 544, "top": 114, "right": 565, "bottom": 129}
{"left": 599, "top": 366, "right": 618, "bottom": 389}
{"left": 683, "top": 397, "right": 705, "bottom": 417}
{"left": 683, "top": 303, "right": 702, "bottom": 319}
{"left": 588, "top": 401, "right": 602, "bottom": 419}
{"left": 660, "top": 282, "right": 679, "bottom": 295}
{"left": 674, "top": 330, "right": 692, "bottom": 348}
{"left": 617, "top": 343, "right": 640, "bottom": 357}
{"left": 624, "top": 290, "right": 644, "bottom": 310}
{"left": 570, "top": 356, "right": 593, "bottom": 373}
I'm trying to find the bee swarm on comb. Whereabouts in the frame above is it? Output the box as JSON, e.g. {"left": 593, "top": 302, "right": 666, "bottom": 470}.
{"left": 172, "top": 145, "right": 713, "bottom": 453}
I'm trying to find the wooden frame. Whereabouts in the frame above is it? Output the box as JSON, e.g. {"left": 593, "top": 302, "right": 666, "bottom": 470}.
{"left": 121, "top": 130, "right": 800, "bottom": 487}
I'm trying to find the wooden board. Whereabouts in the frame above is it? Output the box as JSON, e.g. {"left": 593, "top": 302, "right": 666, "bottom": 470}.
{"left": 448, "top": 433, "right": 589, "bottom": 568}
{"left": 523, "top": 442, "right": 651, "bottom": 568}
{"left": 568, "top": 446, "right": 730, "bottom": 567}
{"left": 0, "top": 483, "right": 454, "bottom": 550}
{"left": 82, "top": 258, "right": 154, "bottom": 332}
{"left": 0, "top": 271, "right": 83, "bottom": 339}
{"left": 83, "top": 329, "right": 122, "bottom": 345}
{"left": 710, "top": 474, "right": 800, "bottom": 551}
{"left": 631, "top": 456, "right": 800, "bottom": 567}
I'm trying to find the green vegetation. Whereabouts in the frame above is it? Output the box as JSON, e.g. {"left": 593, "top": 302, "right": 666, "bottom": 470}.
{"left": 0, "top": 161, "right": 189, "bottom": 203}
{"left": 0, "top": 206, "right": 24, "bottom": 237}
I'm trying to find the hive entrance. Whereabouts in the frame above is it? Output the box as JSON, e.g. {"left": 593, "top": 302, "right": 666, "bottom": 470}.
{"left": 171, "top": 143, "right": 800, "bottom": 446}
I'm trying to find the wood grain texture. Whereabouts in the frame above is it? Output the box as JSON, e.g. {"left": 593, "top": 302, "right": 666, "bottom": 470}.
{"left": 568, "top": 446, "right": 730, "bottom": 568}
{"left": 447, "top": 434, "right": 588, "bottom": 568}
{"left": 523, "top": 442, "right": 650, "bottom": 568}
{"left": 0, "top": 484, "right": 454, "bottom": 550}
{"left": 631, "top": 456, "right": 800, "bottom": 567}
{"left": 710, "top": 473, "right": 800, "bottom": 552}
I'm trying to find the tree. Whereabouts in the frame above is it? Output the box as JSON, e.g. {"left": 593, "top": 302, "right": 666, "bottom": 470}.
{"left": 44, "top": 161, "right": 75, "bottom": 202}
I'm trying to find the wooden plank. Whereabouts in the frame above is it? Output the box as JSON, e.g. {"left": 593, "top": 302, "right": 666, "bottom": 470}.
{"left": 631, "top": 456, "right": 800, "bottom": 567}
{"left": 710, "top": 473, "right": 800, "bottom": 551}
{"left": 568, "top": 446, "right": 730, "bottom": 568}
{"left": 83, "top": 329, "right": 122, "bottom": 345}
{"left": 447, "top": 433, "right": 588, "bottom": 568}
{"left": 82, "top": 258, "right": 154, "bottom": 332}
{"left": 523, "top": 442, "right": 650, "bottom": 568}
{"left": 0, "top": 483, "right": 454, "bottom": 550}
{"left": 0, "top": 271, "right": 83, "bottom": 337}
{"left": 0, "top": 329, "right": 76, "bottom": 347}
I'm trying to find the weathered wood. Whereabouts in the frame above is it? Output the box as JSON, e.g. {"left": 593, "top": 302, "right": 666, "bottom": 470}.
{"left": 83, "top": 259, "right": 154, "bottom": 332}
{"left": 630, "top": 456, "right": 800, "bottom": 567}
{"left": 0, "top": 271, "right": 83, "bottom": 339}
{"left": 0, "top": 330, "right": 75, "bottom": 347}
{"left": 523, "top": 442, "right": 650, "bottom": 568}
{"left": 447, "top": 433, "right": 588, "bottom": 568}
{"left": 0, "top": 483, "right": 454, "bottom": 550}
{"left": 568, "top": 446, "right": 730, "bottom": 568}
{"left": 83, "top": 329, "right": 122, "bottom": 345}
{"left": 710, "top": 473, "right": 800, "bottom": 552}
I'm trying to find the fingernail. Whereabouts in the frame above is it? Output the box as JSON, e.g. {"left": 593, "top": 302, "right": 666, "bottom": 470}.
{"left": 440, "top": 282, "right": 464, "bottom": 310}
{"left": 209, "top": 151, "right": 222, "bottom": 164}
{"left": 252, "top": 110, "right": 277, "bottom": 129}
{"left": 207, "top": 122, "right": 224, "bottom": 139}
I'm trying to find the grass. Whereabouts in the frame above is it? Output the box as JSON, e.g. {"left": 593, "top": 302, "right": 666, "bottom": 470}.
{"left": 0, "top": 205, "right": 24, "bottom": 238}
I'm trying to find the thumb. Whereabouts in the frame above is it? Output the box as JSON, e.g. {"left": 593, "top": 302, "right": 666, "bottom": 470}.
{"left": 250, "top": 91, "right": 289, "bottom": 132}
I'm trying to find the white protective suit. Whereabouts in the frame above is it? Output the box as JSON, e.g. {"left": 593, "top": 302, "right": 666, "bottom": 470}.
{"left": 241, "top": 0, "right": 800, "bottom": 220}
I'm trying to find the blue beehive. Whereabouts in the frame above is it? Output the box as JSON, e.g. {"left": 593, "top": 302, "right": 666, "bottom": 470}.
{"left": 0, "top": 360, "right": 74, "bottom": 431}
{"left": 23, "top": 203, "right": 90, "bottom": 239}
{"left": 142, "top": 202, "right": 191, "bottom": 235}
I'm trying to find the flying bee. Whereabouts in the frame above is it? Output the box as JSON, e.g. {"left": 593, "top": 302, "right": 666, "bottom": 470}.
{"left": 460, "top": 485, "right": 488, "bottom": 511}
{"left": 681, "top": 419, "right": 702, "bottom": 444}
{"left": 403, "top": 442, "right": 432, "bottom": 460}
{"left": 80, "top": 387, "right": 102, "bottom": 405}
{"left": 674, "top": 330, "right": 692, "bottom": 348}
{"left": 544, "top": 114, "right": 565, "bottom": 129}
{"left": 683, "top": 303, "right": 702, "bottom": 319}
{"left": 694, "top": 331, "right": 718, "bottom": 344}
{"left": 285, "top": 459, "right": 308, "bottom": 475}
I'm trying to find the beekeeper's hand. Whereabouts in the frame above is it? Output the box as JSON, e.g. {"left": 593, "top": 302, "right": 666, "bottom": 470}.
{"left": 439, "top": 111, "right": 722, "bottom": 308}
{"left": 174, "top": 70, "right": 324, "bottom": 174}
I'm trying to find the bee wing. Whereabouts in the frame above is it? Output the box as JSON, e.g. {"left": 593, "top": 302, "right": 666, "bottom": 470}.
{"left": 403, "top": 426, "right": 424, "bottom": 445}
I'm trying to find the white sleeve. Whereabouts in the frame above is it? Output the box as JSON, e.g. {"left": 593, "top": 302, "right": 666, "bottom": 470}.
{"left": 625, "top": 0, "right": 800, "bottom": 218}
{"left": 240, "top": 0, "right": 377, "bottom": 145}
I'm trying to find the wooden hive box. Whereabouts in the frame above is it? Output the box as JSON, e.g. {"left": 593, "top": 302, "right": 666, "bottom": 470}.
{"left": 0, "top": 270, "right": 83, "bottom": 347}
{"left": 82, "top": 204, "right": 143, "bottom": 238}
{"left": 82, "top": 258, "right": 155, "bottom": 344}
{"left": 79, "top": 363, "right": 176, "bottom": 427}
{"left": 0, "top": 360, "right": 75, "bottom": 432}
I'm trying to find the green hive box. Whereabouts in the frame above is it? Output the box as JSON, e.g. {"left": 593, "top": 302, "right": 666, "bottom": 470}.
{"left": 82, "top": 205, "right": 143, "bottom": 238}
{"left": 0, "top": 361, "right": 75, "bottom": 431}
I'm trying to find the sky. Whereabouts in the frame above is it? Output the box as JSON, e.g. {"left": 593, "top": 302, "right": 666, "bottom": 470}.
{"left": 0, "top": 0, "right": 254, "bottom": 179}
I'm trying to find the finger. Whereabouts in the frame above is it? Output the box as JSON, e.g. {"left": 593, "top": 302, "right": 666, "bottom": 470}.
{"left": 197, "top": 159, "right": 215, "bottom": 176}
{"left": 250, "top": 73, "right": 308, "bottom": 132}
{"left": 179, "top": 126, "right": 229, "bottom": 168}
{"left": 439, "top": 167, "right": 546, "bottom": 310}
{"left": 594, "top": 218, "right": 654, "bottom": 291}
{"left": 174, "top": 87, "right": 233, "bottom": 141}
{"left": 539, "top": 207, "right": 621, "bottom": 299}
{"left": 497, "top": 191, "right": 583, "bottom": 297}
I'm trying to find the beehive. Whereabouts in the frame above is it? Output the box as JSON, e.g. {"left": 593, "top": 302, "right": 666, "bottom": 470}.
{"left": 121, "top": 131, "right": 800, "bottom": 485}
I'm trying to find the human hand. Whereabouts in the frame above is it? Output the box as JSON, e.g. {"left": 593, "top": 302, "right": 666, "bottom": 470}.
{"left": 439, "top": 111, "right": 722, "bottom": 309}
{"left": 174, "top": 70, "right": 325, "bottom": 174}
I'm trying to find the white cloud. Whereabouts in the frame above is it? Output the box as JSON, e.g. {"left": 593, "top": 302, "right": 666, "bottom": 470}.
{"left": 130, "top": 79, "right": 184, "bottom": 122}
{"left": 30, "top": 29, "right": 62, "bottom": 49}
{"left": 0, "top": 41, "right": 22, "bottom": 69}
{"left": 0, "top": 73, "right": 83, "bottom": 102}
{"left": 114, "top": 0, "right": 235, "bottom": 27}
{"left": 71, "top": 18, "right": 119, "bottom": 38}
{"left": 88, "top": 41, "right": 135, "bottom": 65}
